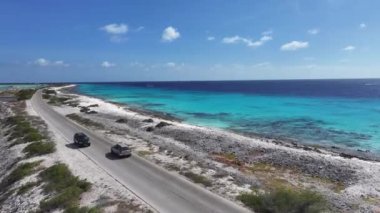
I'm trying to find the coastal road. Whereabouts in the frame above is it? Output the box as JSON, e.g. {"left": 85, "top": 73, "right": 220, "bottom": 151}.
{"left": 31, "top": 90, "right": 250, "bottom": 213}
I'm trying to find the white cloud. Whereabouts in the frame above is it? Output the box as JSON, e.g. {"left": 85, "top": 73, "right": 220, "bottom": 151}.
{"left": 134, "top": 26, "right": 145, "bottom": 32}
{"left": 262, "top": 30, "right": 273, "bottom": 36}
{"left": 222, "top": 33, "right": 272, "bottom": 48}
{"left": 343, "top": 45, "right": 355, "bottom": 51}
{"left": 100, "top": 23, "right": 128, "bottom": 34}
{"left": 100, "top": 23, "right": 129, "bottom": 43}
{"left": 207, "top": 36, "right": 215, "bottom": 41}
{"left": 359, "top": 23, "right": 367, "bottom": 30}
{"left": 308, "top": 28, "right": 320, "bottom": 35}
{"left": 101, "top": 61, "right": 116, "bottom": 68}
{"left": 34, "top": 58, "right": 69, "bottom": 67}
{"left": 166, "top": 62, "right": 176, "bottom": 67}
{"left": 54, "top": 61, "right": 65, "bottom": 66}
{"left": 222, "top": 36, "right": 240, "bottom": 44}
{"left": 162, "top": 26, "right": 180, "bottom": 42}
{"left": 280, "top": 41, "right": 309, "bottom": 51}
{"left": 34, "top": 58, "right": 49, "bottom": 66}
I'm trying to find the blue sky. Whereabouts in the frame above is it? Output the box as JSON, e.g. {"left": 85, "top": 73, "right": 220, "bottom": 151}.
{"left": 0, "top": 0, "right": 379, "bottom": 82}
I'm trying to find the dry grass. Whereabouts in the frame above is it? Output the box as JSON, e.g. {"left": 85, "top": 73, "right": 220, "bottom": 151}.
{"left": 66, "top": 113, "right": 104, "bottom": 128}
{"left": 165, "top": 163, "right": 181, "bottom": 171}
{"left": 115, "top": 201, "right": 141, "bottom": 213}
{"left": 182, "top": 171, "right": 212, "bottom": 187}
{"left": 212, "top": 152, "right": 243, "bottom": 169}
{"left": 137, "top": 150, "right": 152, "bottom": 157}
{"left": 248, "top": 162, "right": 275, "bottom": 173}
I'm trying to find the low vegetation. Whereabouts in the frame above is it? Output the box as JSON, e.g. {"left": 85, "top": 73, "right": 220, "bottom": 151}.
{"left": 0, "top": 102, "right": 100, "bottom": 212}
{"left": 43, "top": 89, "right": 57, "bottom": 95}
{"left": 38, "top": 163, "right": 92, "bottom": 212}
{"left": 0, "top": 161, "right": 42, "bottom": 189}
{"left": 5, "top": 116, "right": 45, "bottom": 143}
{"left": 15, "top": 89, "right": 36, "bottom": 100}
{"left": 165, "top": 163, "right": 181, "bottom": 172}
{"left": 66, "top": 113, "right": 104, "bottom": 128}
{"left": 222, "top": 152, "right": 237, "bottom": 161}
{"left": 42, "top": 89, "right": 72, "bottom": 106}
{"left": 64, "top": 206, "right": 102, "bottom": 213}
{"left": 137, "top": 150, "right": 152, "bottom": 157}
{"left": 3, "top": 115, "right": 55, "bottom": 157}
{"left": 23, "top": 141, "right": 56, "bottom": 157}
{"left": 48, "top": 96, "right": 70, "bottom": 106}
{"left": 182, "top": 171, "right": 212, "bottom": 187}
{"left": 42, "top": 89, "right": 56, "bottom": 100}
{"left": 237, "top": 187, "right": 327, "bottom": 213}
{"left": 116, "top": 118, "right": 128, "bottom": 123}
{"left": 212, "top": 152, "right": 243, "bottom": 167}
{"left": 42, "top": 94, "right": 51, "bottom": 99}
{"left": 142, "top": 118, "right": 154, "bottom": 123}
{"left": 155, "top": 121, "right": 171, "bottom": 128}
{"left": 17, "top": 181, "right": 41, "bottom": 195}
{"left": 248, "top": 162, "right": 274, "bottom": 173}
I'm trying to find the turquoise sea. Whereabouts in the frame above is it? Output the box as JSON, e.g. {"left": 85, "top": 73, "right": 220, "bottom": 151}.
{"left": 76, "top": 80, "right": 380, "bottom": 152}
{"left": 0, "top": 84, "right": 43, "bottom": 91}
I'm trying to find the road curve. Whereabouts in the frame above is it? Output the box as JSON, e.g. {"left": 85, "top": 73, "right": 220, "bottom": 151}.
{"left": 31, "top": 90, "right": 250, "bottom": 213}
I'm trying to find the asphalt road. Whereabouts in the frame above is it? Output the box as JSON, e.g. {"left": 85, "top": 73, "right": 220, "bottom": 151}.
{"left": 31, "top": 90, "right": 250, "bottom": 213}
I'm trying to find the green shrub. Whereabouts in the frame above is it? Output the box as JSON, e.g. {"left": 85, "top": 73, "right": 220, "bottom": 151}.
{"left": 48, "top": 96, "right": 70, "bottom": 106}
{"left": 17, "top": 181, "right": 40, "bottom": 195}
{"left": 43, "top": 89, "right": 57, "bottom": 95}
{"left": 15, "top": 89, "right": 36, "bottom": 100}
{"left": 66, "top": 113, "right": 104, "bottom": 128}
{"left": 24, "top": 131, "right": 44, "bottom": 142}
{"left": 237, "top": 187, "right": 327, "bottom": 213}
{"left": 23, "top": 141, "right": 56, "bottom": 157}
{"left": 182, "top": 172, "right": 212, "bottom": 187}
{"left": 0, "top": 161, "right": 41, "bottom": 189}
{"left": 42, "top": 94, "right": 51, "bottom": 99}
{"left": 4, "top": 115, "right": 24, "bottom": 126}
{"left": 5, "top": 116, "right": 45, "bottom": 142}
{"left": 65, "top": 206, "right": 102, "bottom": 213}
{"left": 38, "top": 164, "right": 92, "bottom": 212}
{"left": 40, "top": 186, "right": 84, "bottom": 211}
{"left": 155, "top": 121, "right": 171, "bottom": 128}
{"left": 40, "top": 164, "right": 91, "bottom": 193}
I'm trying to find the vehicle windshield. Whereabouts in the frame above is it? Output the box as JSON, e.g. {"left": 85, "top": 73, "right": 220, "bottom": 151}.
{"left": 77, "top": 134, "right": 88, "bottom": 140}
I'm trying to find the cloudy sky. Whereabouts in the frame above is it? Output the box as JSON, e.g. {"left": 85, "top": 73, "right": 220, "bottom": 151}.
{"left": 0, "top": 0, "right": 379, "bottom": 82}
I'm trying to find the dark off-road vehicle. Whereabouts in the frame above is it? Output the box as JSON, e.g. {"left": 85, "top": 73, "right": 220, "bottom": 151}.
{"left": 111, "top": 144, "right": 131, "bottom": 158}
{"left": 73, "top": 132, "right": 91, "bottom": 147}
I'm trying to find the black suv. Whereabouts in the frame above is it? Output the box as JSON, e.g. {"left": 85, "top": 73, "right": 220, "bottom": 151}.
{"left": 73, "top": 132, "right": 90, "bottom": 147}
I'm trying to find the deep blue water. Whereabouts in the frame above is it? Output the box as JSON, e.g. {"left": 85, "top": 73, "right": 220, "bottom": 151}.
{"left": 76, "top": 79, "right": 380, "bottom": 152}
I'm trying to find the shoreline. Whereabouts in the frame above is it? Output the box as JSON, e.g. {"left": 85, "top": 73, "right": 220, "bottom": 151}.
{"left": 66, "top": 84, "right": 380, "bottom": 162}
{"left": 49, "top": 84, "right": 380, "bottom": 211}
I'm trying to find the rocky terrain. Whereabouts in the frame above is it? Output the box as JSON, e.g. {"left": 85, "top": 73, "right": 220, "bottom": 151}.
{"left": 48, "top": 86, "right": 380, "bottom": 212}
{"left": 0, "top": 90, "right": 153, "bottom": 213}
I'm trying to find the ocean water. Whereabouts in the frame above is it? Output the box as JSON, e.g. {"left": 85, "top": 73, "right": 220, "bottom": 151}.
{"left": 76, "top": 79, "right": 380, "bottom": 152}
{"left": 0, "top": 84, "right": 43, "bottom": 91}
